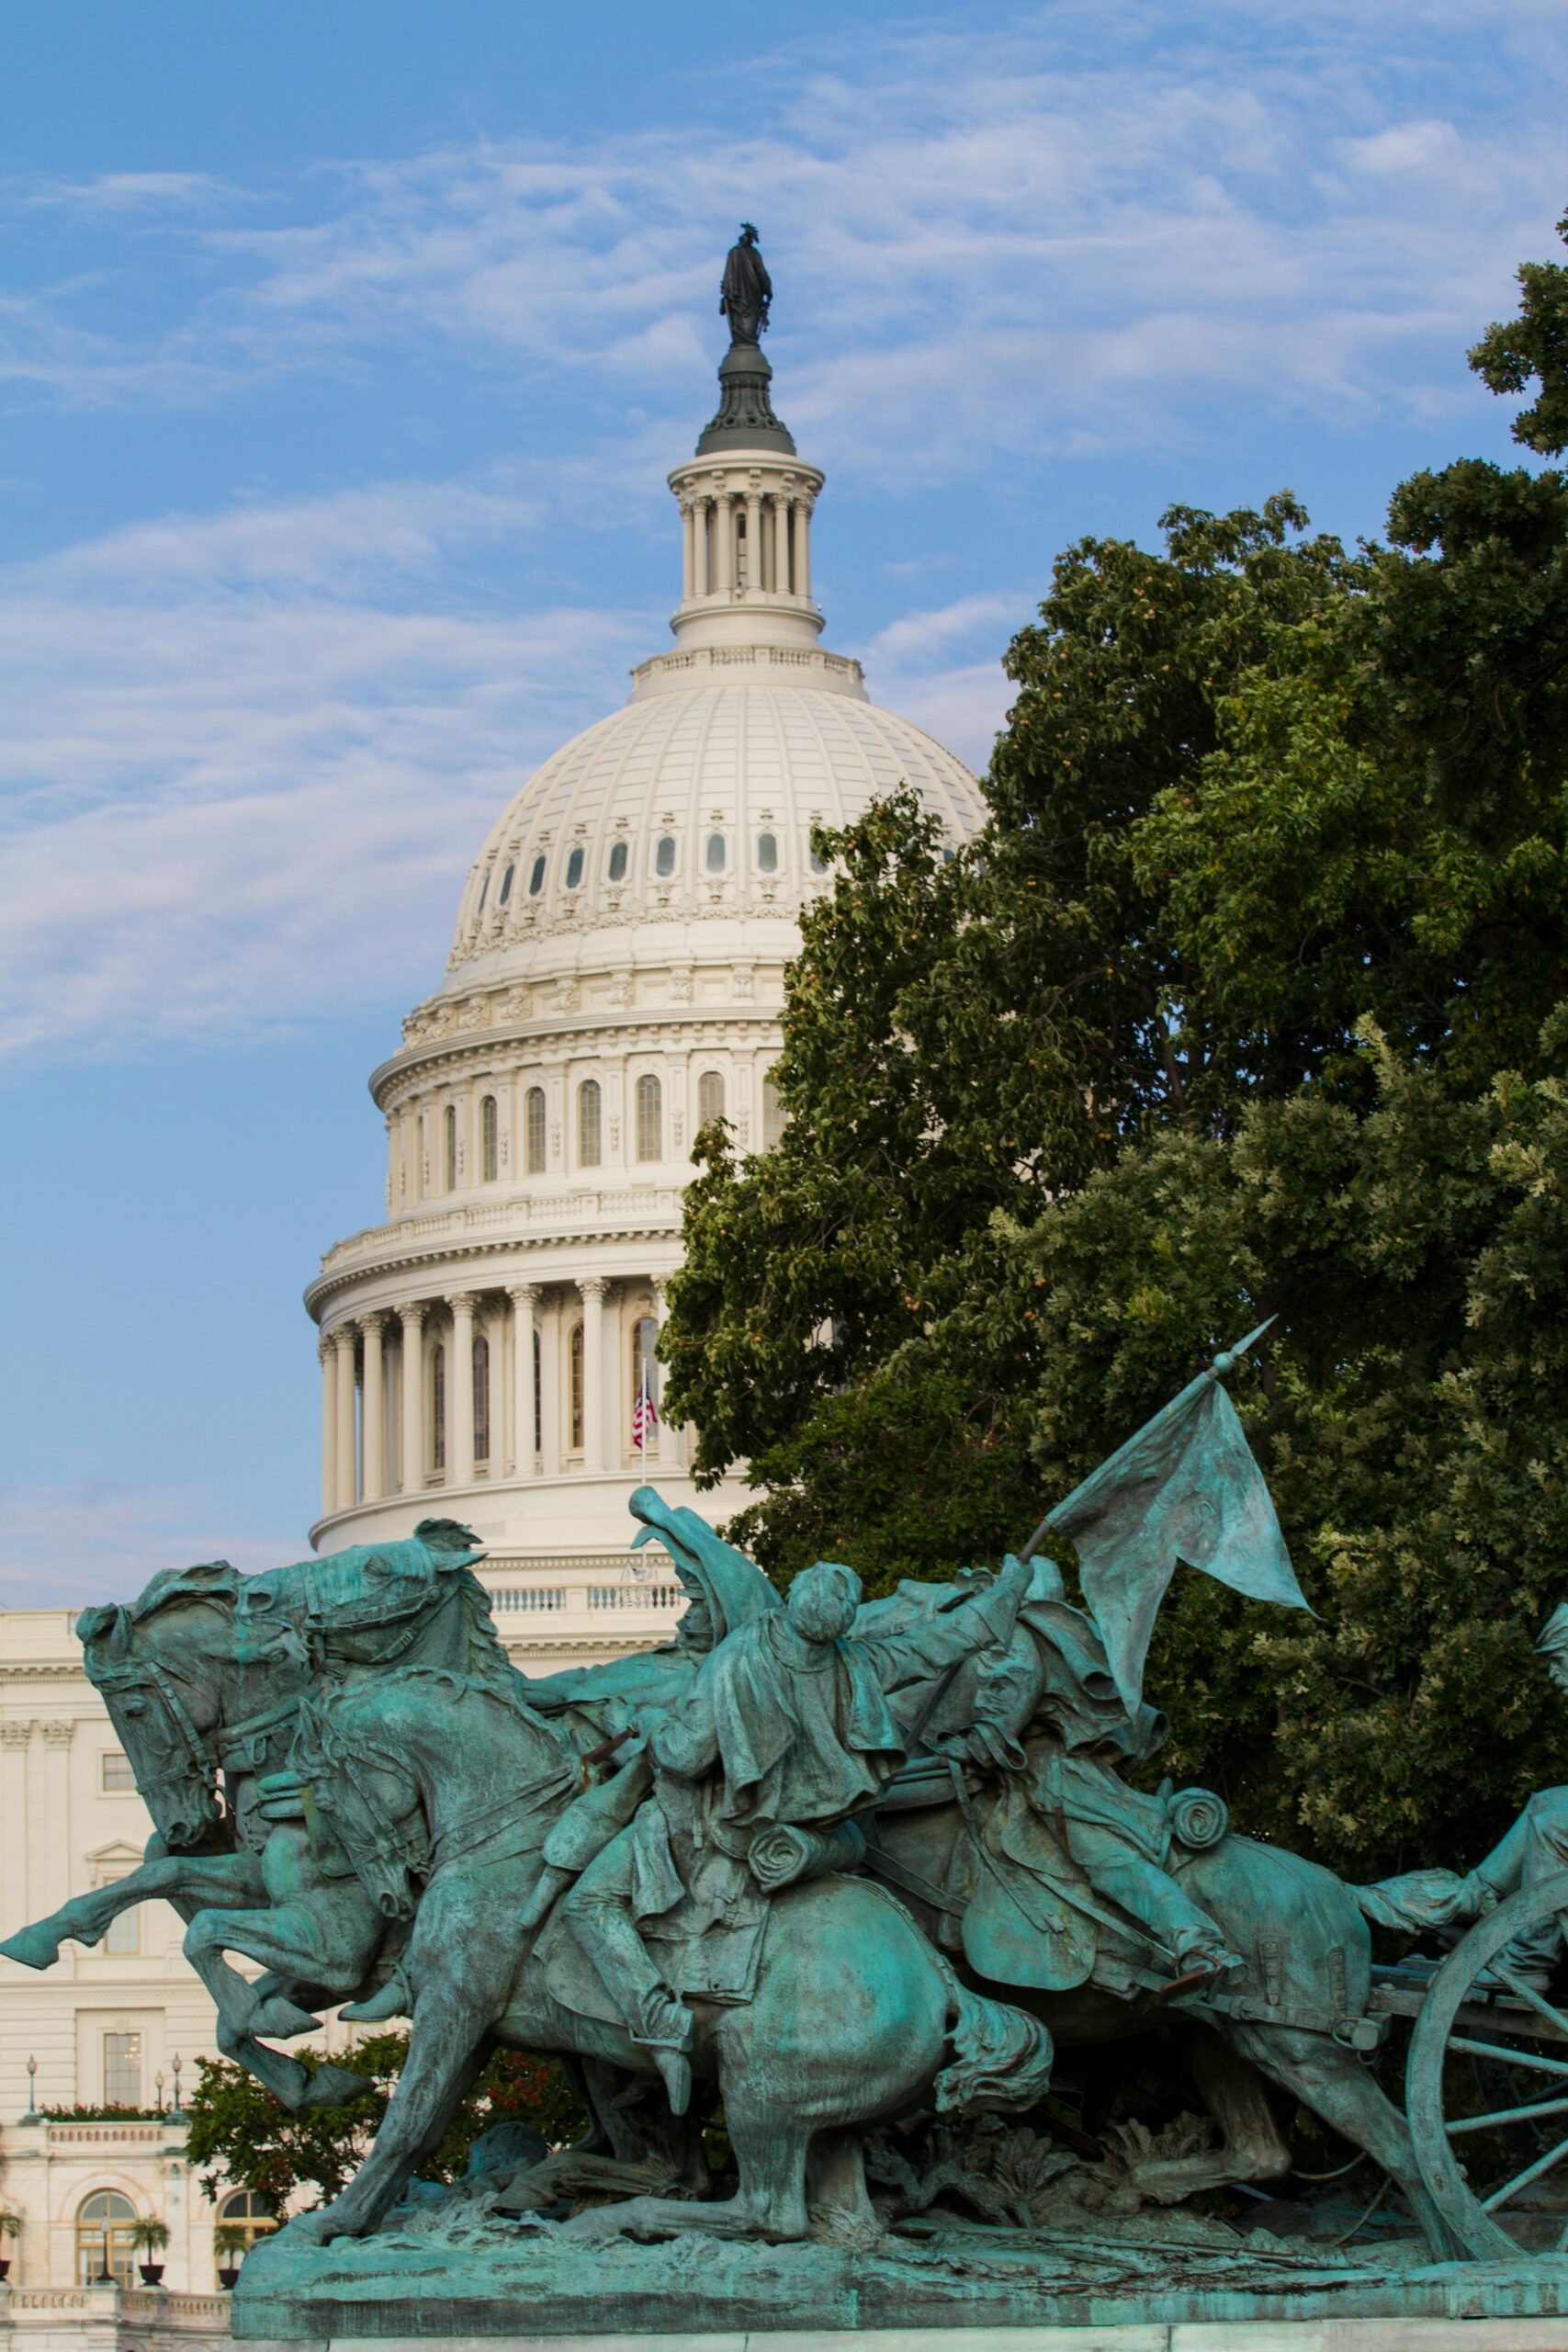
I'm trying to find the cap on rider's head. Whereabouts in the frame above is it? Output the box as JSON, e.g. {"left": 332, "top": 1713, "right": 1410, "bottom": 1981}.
{"left": 1538, "top": 1604, "right": 1568, "bottom": 1659}
{"left": 787, "top": 1562, "right": 861, "bottom": 1645}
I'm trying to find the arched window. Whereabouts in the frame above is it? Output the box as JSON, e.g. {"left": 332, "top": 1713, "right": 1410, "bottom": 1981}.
{"left": 655, "top": 835, "right": 676, "bottom": 878}
{"left": 762, "top": 1074, "right": 785, "bottom": 1149}
{"left": 635, "top": 1072, "right": 662, "bottom": 1163}
{"left": 525, "top": 1086, "right": 547, "bottom": 1175}
{"left": 532, "top": 1324, "right": 543, "bottom": 1457}
{"left": 577, "top": 1079, "right": 602, "bottom": 1169}
{"left": 432, "top": 1343, "right": 446, "bottom": 1472}
{"left": 473, "top": 1334, "right": 490, "bottom": 1464}
{"left": 499, "top": 861, "right": 515, "bottom": 905}
{"left": 697, "top": 1070, "right": 725, "bottom": 1128}
{"left": 757, "top": 831, "right": 778, "bottom": 874}
{"left": 444, "top": 1103, "right": 457, "bottom": 1191}
{"left": 480, "top": 1095, "right": 498, "bottom": 1182}
{"left": 569, "top": 1324, "right": 585, "bottom": 1453}
{"left": 607, "top": 840, "right": 628, "bottom": 883}
{"left": 476, "top": 872, "right": 490, "bottom": 916}
{"left": 216, "top": 2190, "right": 276, "bottom": 2262}
{"left": 705, "top": 831, "right": 726, "bottom": 874}
{"left": 76, "top": 2191, "right": 137, "bottom": 2287}
{"left": 566, "top": 846, "right": 584, "bottom": 889}
{"left": 808, "top": 838, "right": 829, "bottom": 876}
{"left": 630, "top": 1315, "right": 660, "bottom": 1450}
{"left": 528, "top": 854, "right": 546, "bottom": 896}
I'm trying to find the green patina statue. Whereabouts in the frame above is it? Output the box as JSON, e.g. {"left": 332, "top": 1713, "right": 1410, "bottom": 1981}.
{"left": 10, "top": 1337, "right": 1568, "bottom": 2328}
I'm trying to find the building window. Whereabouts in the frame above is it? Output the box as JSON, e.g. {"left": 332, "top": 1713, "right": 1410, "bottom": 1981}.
{"left": 444, "top": 1104, "right": 457, "bottom": 1191}
{"left": 607, "top": 841, "right": 628, "bottom": 883}
{"left": 566, "top": 846, "right": 584, "bottom": 889}
{"left": 528, "top": 855, "right": 546, "bottom": 896}
{"left": 480, "top": 1095, "right": 498, "bottom": 1182}
{"left": 76, "top": 2191, "right": 138, "bottom": 2287}
{"left": 432, "top": 1343, "right": 446, "bottom": 1472}
{"left": 102, "top": 1886, "right": 139, "bottom": 1956}
{"left": 635, "top": 1073, "right": 662, "bottom": 1163}
{"left": 476, "top": 871, "right": 490, "bottom": 915}
{"left": 697, "top": 1070, "right": 725, "bottom": 1128}
{"left": 577, "top": 1079, "right": 602, "bottom": 1168}
{"left": 216, "top": 2190, "right": 276, "bottom": 2261}
{"left": 569, "top": 1324, "right": 585, "bottom": 1452}
{"left": 809, "top": 839, "right": 829, "bottom": 875}
{"left": 533, "top": 1325, "right": 543, "bottom": 1456}
{"left": 631, "top": 1315, "right": 660, "bottom": 1441}
{"left": 499, "top": 861, "right": 515, "bottom": 905}
{"left": 705, "top": 831, "right": 726, "bottom": 874}
{"left": 762, "top": 1075, "right": 785, "bottom": 1149}
{"left": 757, "top": 831, "right": 778, "bottom": 874}
{"left": 473, "top": 1334, "right": 490, "bottom": 1464}
{"left": 655, "top": 835, "right": 676, "bottom": 878}
{"left": 102, "top": 2030, "right": 142, "bottom": 2108}
{"left": 525, "top": 1086, "right": 547, "bottom": 1175}
{"left": 101, "top": 1752, "right": 134, "bottom": 1792}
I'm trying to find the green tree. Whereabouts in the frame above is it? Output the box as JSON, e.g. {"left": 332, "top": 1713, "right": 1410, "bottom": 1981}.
{"left": 664, "top": 236, "right": 1568, "bottom": 1876}
{"left": 1469, "top": 211, "right": 1568, "bottom": 458}
{"left": 184, "top": 2036, "right": 584, "bottom": 2211}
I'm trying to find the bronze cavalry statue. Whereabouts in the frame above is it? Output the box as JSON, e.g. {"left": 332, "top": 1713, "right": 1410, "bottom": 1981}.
{"left": 10, "top": 1333, "right": 1568, "bottom": 2295}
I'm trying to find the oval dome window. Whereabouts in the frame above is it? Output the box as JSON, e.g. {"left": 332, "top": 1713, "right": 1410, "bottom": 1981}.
{"left": 477, "top": 872, "right": 491, "bottom": 913}
{"left": 655, "top": 835, "right": 677, "bottom": 878}
{"left": 705, "top": 832, "right": 727, "bottom": 874}
{"left": 809, "top": 841, "right": 829, "bottom": 875}
{"left": 757, "top": 831, "right": 778, "bottom": 874}
{"left": 499, "top": 862, "right": 515, "bottom": 904}
{"left": 528, "top": 855, "right": 547, "bottom": 896}
{"left": 607, "top": 841, "right": 628, "bottom": 883}
{"left": 566, "top": 847, "right": 585, "bottom": 888}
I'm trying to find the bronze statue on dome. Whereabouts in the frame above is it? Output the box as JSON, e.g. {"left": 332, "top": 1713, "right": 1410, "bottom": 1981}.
{"left": 720, "top": 222, "right": 773, "bottom": 346}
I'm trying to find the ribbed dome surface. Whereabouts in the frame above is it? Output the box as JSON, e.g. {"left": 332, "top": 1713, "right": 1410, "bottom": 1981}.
{"left": 446, "top": 678, "right": 987, "bottom": 980}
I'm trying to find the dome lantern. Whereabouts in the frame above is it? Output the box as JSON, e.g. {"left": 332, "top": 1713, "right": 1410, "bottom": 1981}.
{"left": 661, "top": 226, "right": 826, "bottom": 665}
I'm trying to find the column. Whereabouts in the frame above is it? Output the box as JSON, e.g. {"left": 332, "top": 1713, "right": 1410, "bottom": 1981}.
{"left": 694, "top": 498, "right": 709, "bottom": 597}
{"left": 580, "top": 1275, "right": 608, "bottom": 1473}
{"left": 0, "top": 1724, "right": 31, "bottom": 1937}
{"left": 361, "top": 1312, "right": 388, "bottom": 1500}
{"left": 715, "top": 494, "right": 733, "bottom": 594}
{"left": 319, "top": 1336, "right": 338, "bottom": 1516}
{"left": 448, "top": 1292, "right": 478, "bottom": 1486}
{"left": 400, "top": 1303, "right": 426, "bottom": 1490}
{"left": 793, "top": 498, "right": 810, "bottom": 602}
{"left": 333, "top": 1323, "right": 358, "bottom": 1510}
{"left": 744, "top": 490, "right": 761, "bottom": 593}
{"left": 486, "top": 1304, "right": 505, "bottom": 1476}
{"left": 39, "top": 1721, "right": 73, "bottom": 1921}
{"left": 681, "top": 502, "right": 695, "bottom": 600}
{"left": 509, "top": 1284, "right": 538, "bottom": 1476}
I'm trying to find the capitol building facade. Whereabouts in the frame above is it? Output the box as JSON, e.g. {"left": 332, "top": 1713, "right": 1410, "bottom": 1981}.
{"left": 0, "top": 266, "right": 985, "bottom": 2326}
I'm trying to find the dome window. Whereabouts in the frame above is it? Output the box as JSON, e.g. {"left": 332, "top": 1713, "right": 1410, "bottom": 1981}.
{"left": 607, "top": 841, "right": 628, "bottom": 883}
{"left": 476, "top": 872, "right": 491, "bottom": 915}
{"left": 655, "top": 835, "right": 677, "bottom": 878}
{"left": 705, "top": 832, "right": 727, "bottom": 874}
{"left": 697, "top": 1069, "right": 726, "bottom": 1128}
{"left": 529, "top": 855, "right": 547, "bottom": 896}
{"left": 480, "top": 1095, "right": 498, "bottom": 1182}
{"left": 499, "top": 862, "right": 515, "bottom": 904}
{"left": 525, "top": 1086, "right": 547, "bottom": 1176}
{"left": 757, "top": 831, "right": 778, "bottom": 874}
{"left": 566, "top": 847, "right": 585, "bottom": 889}
{"left": 808, "top": 840, "right": 829, "bottom": 876}
{"left": 578, "top": 1078, "right": 602, "bottom": 1170}
{"left": 635, "top": 1072, "right": 663, "bottom": 1163}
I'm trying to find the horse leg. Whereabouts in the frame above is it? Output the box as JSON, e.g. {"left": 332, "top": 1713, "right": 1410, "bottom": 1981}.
{"left": 1111, "top": 2026, "right": 1291, "bottom": 2208}
{"left": 1232, "top": 2023, "right": 1462, "bottom": 2258}
{"left": 565, "top": 2080, "right": 814, "bottom": 2244}
{"left": 807, "top": 2127, "right": 881, "bottom": 2245}
{"left": 0, "top": 1851, "right": 262, "bottom": 1969}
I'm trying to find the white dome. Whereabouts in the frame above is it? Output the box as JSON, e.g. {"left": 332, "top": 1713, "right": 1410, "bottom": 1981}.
{"left": 444, "top": 670, "right": 987, "bottom": 988}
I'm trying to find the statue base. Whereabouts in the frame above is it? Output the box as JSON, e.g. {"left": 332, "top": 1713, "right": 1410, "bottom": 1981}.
{"left": 233, "top": 2211, "right": 1568, "bottom": 2343}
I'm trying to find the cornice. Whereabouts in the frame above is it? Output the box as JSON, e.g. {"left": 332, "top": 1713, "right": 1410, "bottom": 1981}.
{"left": 306, "top": 1204, "right": 685, "bottom": 1312}
{"left": 371, "top": 1003, "right": 784, "bottom": 1105}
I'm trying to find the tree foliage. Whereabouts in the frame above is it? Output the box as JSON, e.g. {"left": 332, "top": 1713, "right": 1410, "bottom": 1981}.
{"left": 184, "top": 2035, "right": 584, "bottom": 2211}
{"left": 664, "top": 241, "right": 1568, "bottom": 1877}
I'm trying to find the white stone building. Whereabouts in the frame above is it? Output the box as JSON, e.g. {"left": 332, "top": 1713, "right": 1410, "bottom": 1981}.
{"left": 0, "top": 284, "right": 985, "bottom": 2331}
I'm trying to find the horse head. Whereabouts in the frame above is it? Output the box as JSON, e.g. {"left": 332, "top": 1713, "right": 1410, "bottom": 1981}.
{"left": 79, "top": 1560, "right": 242, "bottom": 1849}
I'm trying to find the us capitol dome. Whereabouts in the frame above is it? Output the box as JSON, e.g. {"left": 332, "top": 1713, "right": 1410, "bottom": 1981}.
{"left": 304, "top": 232, "right": 987, "bottom": 1665}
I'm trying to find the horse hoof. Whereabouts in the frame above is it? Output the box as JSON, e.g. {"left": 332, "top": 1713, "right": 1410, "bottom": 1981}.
{"left": 250, "top": 1997, "right": 321, "bottom": 2039}
{"left": 301, "top": 2064, "right": 370, "bottom": 2109}
{"left": 0, "top": 1928, "right": 59, "bottom": 1972}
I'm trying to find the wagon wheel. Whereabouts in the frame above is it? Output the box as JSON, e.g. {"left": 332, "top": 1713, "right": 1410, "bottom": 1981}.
{"left": 1407, "top": 1865, "right": 1568, "bottom": 2260}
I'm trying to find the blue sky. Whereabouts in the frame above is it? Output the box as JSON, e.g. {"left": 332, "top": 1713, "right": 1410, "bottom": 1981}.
{"left": 2, "top": 0, "right": 1564, "bottom": 1603}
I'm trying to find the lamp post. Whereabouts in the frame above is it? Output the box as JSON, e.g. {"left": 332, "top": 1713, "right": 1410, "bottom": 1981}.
{"left": 17, "top": 2058, "right": 38, "bottom": 2127}
{"left": 169, "top": 2056, "right": 182, "bottom": 2117}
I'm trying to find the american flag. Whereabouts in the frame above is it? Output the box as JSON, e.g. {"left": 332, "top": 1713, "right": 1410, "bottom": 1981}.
{"left": 632, "top": 1375, "right": 660, "bottom": 1452}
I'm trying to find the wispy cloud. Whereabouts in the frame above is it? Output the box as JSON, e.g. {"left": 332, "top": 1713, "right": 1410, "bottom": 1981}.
{"left": 0, "top": 1484, "right": 294, "bottom": 1610}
